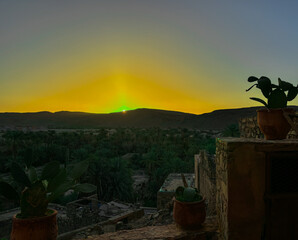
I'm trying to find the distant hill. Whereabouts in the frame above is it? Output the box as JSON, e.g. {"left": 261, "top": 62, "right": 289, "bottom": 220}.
{"left": 0, "top": 106, "right": 297, "bottom": 130}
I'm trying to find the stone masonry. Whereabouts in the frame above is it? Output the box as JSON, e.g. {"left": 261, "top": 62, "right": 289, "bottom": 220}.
{"left": 195, "top": 151, "right": 216, "bottom": 216}
{"left": 215, "top": 137, "right": 298, "bottom": 240}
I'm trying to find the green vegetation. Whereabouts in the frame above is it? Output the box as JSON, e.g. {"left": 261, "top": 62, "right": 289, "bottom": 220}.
{"left": 0, "top": 128, "right": 216, "bottom": 208}
{"left": 222, "top": 124, "right": 240, "bottom": 137}
{"left": 0, "top": 160, "right": 96, "bottom": 218}
{"left": 175, "top": 174, "right": 202, "bottom": 202}
{"left": 246, "top": 76, "right": 298, "bottom": 108}
{"left": 175, "top": 186, "right": 202, "bottom": 202}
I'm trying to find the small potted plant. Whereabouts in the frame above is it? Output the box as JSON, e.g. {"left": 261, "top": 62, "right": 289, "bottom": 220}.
{"left": 0, "top": 160, "right": 96, "bottom": 240}
{"left": 173, "top": 174, "right": 206, "bottom": 230}
{"left": 246, "top": 76, "right": 298, "bottom": 140}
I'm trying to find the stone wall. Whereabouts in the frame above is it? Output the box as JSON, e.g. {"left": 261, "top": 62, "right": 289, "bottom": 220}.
{"left": 239, "top": 113, "right": 298, "bottom": 139}
{"left": 215, "top": 137, "right": 298, "bottom": 240}
{"left": 215, "top": 140, "right": 228, "bottom": 240}
{"left": 195, "top": 151, "right": 216, "bottom": 216}
{"left": 238, "top": 116, "right": 263, "bottom": 138}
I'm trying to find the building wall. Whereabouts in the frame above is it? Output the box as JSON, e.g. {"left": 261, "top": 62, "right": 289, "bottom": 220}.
{"left": 215, "top": 137, "right": 298, "bottom": 240}
{"left": 196, "top": 151, "right": 216, "bottom": 216}
{"left": 215, "top": 140, "right": 229, "bottom": 240}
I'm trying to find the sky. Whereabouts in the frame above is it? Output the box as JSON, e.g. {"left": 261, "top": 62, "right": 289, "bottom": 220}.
{"left": 0, "top": 0, "right": 298, "bottom": 114}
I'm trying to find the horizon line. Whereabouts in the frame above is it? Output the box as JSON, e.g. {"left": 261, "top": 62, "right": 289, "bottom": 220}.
{"left": 0, "top": 105, "right": 286, "bottom": 115}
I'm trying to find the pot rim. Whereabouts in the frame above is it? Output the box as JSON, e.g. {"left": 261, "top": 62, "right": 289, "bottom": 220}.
{"left": 12, "top": 209, "right": 58, "bottom": 221}
{"left": 173, "top": 197, "right": 205, "bottom": 205}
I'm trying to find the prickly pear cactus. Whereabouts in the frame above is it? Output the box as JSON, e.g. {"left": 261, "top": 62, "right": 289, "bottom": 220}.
{"left": 268, "top": 89, "right": 287, "bottom": 109}
{"left": 20, "top": 181, "right": 48, "bottom": 218}
{"left": 246, "top": 76, "right": 298, "bottom": 108}
{"left": 175, "top": 186, "right": 203, "bottom": 202}
{"left": 0, "top": 160, "right": 96, "bottom": 219}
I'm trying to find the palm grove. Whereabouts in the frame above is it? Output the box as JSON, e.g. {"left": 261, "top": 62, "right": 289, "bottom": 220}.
{"left": 0, "top": 127, "right": 224, "bottom": 209}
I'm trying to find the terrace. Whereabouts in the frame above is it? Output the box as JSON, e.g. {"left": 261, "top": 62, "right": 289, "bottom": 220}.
{"left": 0, "top": 115, "right": 297, "bottom": 240}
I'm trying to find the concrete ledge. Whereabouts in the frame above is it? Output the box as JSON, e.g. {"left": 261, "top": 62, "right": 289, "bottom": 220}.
{"left": 80, "top": 217, "right": 218, "bottom": 240}
{"left": 57, "top": 209, "right": 144, "bottom": 240}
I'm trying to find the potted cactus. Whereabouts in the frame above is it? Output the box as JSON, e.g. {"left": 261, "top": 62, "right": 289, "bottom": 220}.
{"left": 246, "top": 76, "right": 298, "bottom": 140}
{"left": 173, "top": 174, "right": 206, "bottom": 230}
{"left": 0, "top": 160, "right": 96, "bottom": 240}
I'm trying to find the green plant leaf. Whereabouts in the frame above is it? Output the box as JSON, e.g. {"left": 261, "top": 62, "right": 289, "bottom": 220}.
{"left": 47, "top": 169, "right": 67, "bottom": 193}
{"left": 11, "top": 162, "right": 31, "bottom": 187}
{"left": 259, "top": 76, "right": 271, "bottom": 84}
{"left": 248, "top": 76, "right": 258, "bottom": 82}
{"left": 72, "top": 183, "right": 97, "bottom": 193}
{"left": 28, "top": 167, "right": 38, "bottom": 183}
{"left": 287, "top": 86, "right": 298, "bottom": 101}
{"left": 20, "top": 181, "right": 48, "bottom": 218}
{"left": 271, "top": 84, "right": 279, "bottom": 88}
{"left": 47, "top": 180, "right": 75, "bottom": 203}
{"left": 68, "top": 160, "right": 89, "bottom": 180}
{"left": 193, "top": 192, "right": 203, "bottom": 202}
{"left": 183, "top": 187, "right": 196, "bottom": 202}
{"left": 0, "top": 182, "right": 20, "bottom": 201}
{"left": 175, "top": 186, "right": 184, "bottom": 201}
{"left": 249, "top": 97, "right": 268, "bottom": 107}
{"left": 260, "top": 87, "right": 271, "bottom": 98}
{"left": 268, "top": 89, "right": 287, "bottom": 108}
{"left": 41, "top": 161, "right": 60, "bottom": 181}
{"left": 246, "top": 84, "right": 257, "bottom": 92}
{"left": 278, "top": 78, "right": 293, "bottom": 91}
{"left": 42, "top": 180, "right": 48, "bottom": 189}
{"left": 257, "top": 77, "right": 272, "bottom": 98}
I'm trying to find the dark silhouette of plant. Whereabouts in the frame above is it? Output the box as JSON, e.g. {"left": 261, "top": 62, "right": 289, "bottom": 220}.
{"left": 246, "top": 76, "right": 298, "bottom": 108}
{"left": 0, "top": 160, "right": 96, "bottom": 218}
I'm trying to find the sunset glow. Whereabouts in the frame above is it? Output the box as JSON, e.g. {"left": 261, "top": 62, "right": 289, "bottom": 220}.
{"left": 1, "top": 1, "right": 297, "bottom": 114}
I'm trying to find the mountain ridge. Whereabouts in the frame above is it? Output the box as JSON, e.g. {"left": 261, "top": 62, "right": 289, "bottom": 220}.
{"left": 0, "top": 106, "right": 297, "bottom": 130}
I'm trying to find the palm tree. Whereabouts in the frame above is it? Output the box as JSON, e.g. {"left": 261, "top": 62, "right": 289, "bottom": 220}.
{"left": 87, "top": 155, "right": 134, "bottom": 202}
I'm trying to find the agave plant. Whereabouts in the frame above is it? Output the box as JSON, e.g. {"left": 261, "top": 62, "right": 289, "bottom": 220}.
{"left": 0, "top": 160, "right": 96, "bottom": 218}
{"left": 246, "top": 76, "right": 298, "bottom": 109}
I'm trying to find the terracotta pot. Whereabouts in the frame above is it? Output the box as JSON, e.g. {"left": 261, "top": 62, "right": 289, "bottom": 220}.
{"left": 173, "top": 197, "right": 206, "bottom": 230}
{"left": 10, "top": 209, "right": 58, "bottom": 240}
{"left": 257, "top": 108, "right": 294, "bottom": 140}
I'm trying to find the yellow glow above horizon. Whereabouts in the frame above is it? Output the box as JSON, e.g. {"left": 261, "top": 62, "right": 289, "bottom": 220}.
{"left": 1, "top": 1, "right": 297, "bottom": 114}
{"left": 0, "top": 66, "right": 279, "bottom": 114}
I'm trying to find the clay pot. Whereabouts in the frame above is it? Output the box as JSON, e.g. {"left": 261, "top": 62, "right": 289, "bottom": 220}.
{"left": 257, "top": 108, "right": 294, "bottom": 140}
{"left": 10, "top": 209, "right": 58, "bottom": 240}
{"left": 173, "top": 197, "right": 206, "bottom": 230}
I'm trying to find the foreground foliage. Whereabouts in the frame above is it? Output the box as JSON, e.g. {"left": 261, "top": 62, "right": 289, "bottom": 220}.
{"left": 0, "top": 160, "right": 96, "bottom": 218}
